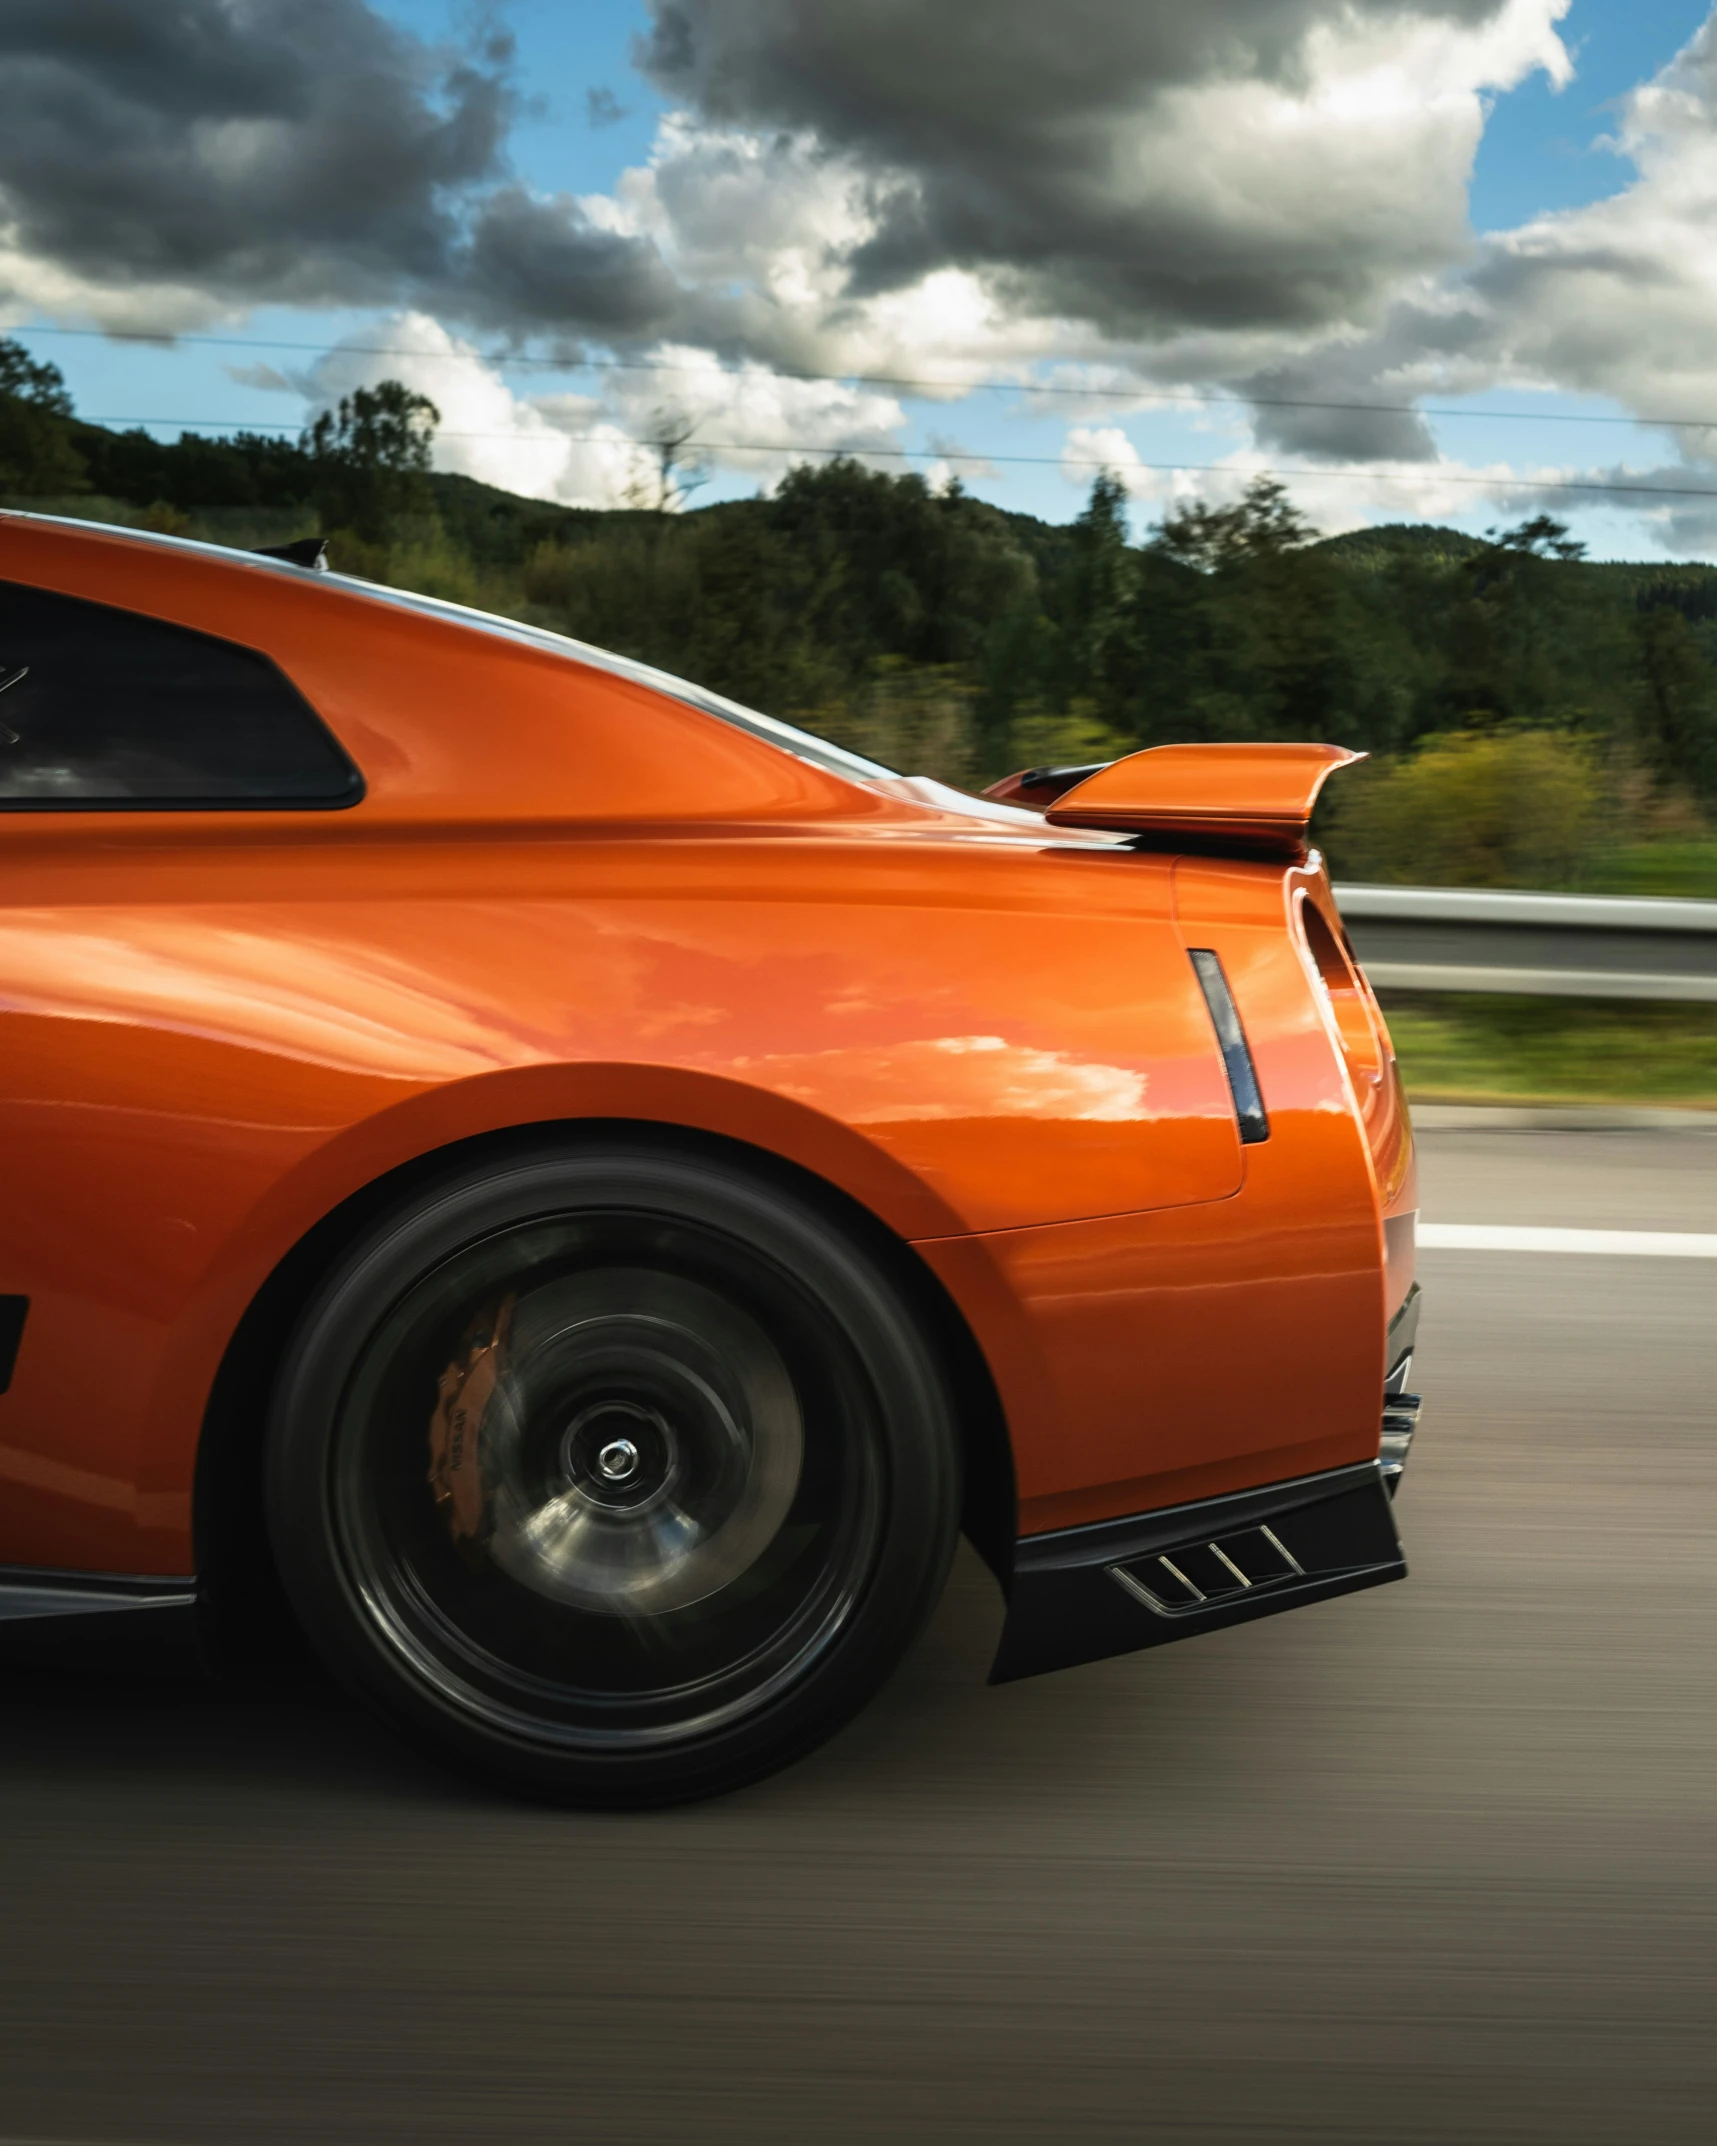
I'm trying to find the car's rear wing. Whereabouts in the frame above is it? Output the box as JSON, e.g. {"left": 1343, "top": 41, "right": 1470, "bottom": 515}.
{"left": 985, "top": 741, "right": 1363, "bottom": 858}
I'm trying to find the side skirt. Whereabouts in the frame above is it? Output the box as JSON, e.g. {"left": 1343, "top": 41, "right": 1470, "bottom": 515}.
{"left": 0, "top": 1568, "right": 202, "bottom": 1674}
{"left": 990, "top": 1461, "right": 1404, "bottom": 1684}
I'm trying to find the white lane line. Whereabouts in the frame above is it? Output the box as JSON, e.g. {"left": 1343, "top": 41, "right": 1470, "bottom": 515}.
{"left": 1420, "top": 1223, "right": 1717, "bottom": 1257}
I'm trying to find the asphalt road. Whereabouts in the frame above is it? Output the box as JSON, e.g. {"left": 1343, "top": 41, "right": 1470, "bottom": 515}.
{"left": 1, "top": 1127, "right": 1713, "bottom": 2145}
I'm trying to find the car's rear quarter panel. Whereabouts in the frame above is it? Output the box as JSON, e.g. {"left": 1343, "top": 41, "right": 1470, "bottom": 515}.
{"left": 923, "top": 854, "right": 1392, "bottom": 1535}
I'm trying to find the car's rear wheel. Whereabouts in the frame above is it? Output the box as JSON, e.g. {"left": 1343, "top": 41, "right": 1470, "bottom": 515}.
{"left": 266, "top": 1140, "right": 960, "bottom": 1805}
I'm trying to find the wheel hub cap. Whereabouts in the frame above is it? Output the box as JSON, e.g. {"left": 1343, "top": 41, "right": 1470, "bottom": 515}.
{"left": 596, "top": 1436, "right": 641, "bottom": 1484}
{"left": 474, "top": 1269, "right": 805, "bottom": 1617}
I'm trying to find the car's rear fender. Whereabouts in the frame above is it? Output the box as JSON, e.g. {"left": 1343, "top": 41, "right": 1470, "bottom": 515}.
{"left": 191, "top": 1111, "right": 1017, "bottom": 1673}
{"left": 916, "top": 849, "right": 1400, "bottom": 1538}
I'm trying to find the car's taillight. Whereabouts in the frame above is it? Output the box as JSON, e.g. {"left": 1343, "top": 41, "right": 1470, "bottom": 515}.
{"left": 1187, "top": 948, "right": 1270, "bottom": 1145}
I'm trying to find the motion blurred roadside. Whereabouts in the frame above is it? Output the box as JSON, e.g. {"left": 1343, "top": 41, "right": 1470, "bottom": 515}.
{"left": 0, "top": 1122, "right": 1709, "bottom": 2145}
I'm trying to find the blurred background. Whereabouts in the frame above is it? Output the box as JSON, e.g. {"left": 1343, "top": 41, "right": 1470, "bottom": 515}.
{"left": 3, "top": 3, "right": 1715, "bottom": 2138}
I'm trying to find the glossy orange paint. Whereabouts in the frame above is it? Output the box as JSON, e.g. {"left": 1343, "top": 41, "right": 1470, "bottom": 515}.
{"left": 1046, "top": 740, "right": 1364, "bottom": 851}
{"left": 926, "top": 850, "right": 1410, "bottom": 1536}
{"left": 0, "top": 513, "right": 1407, "bottom": 1579}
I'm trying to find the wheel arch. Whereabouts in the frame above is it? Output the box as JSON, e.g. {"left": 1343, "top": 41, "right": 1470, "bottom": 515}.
{"left": 193, "top": 1117, "right": 1016, "bottom": 1673}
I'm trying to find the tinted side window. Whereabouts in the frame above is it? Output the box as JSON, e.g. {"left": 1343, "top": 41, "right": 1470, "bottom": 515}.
{"left": 0, "top": 579, "right": 363, "bottom": 809}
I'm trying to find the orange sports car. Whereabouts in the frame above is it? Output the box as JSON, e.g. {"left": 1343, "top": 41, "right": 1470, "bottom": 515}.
{"left": 0, "top": 511, "right": 1420, "bottom": 1806}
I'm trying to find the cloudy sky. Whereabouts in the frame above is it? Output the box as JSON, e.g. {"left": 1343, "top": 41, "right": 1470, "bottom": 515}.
{"left": 8, "top": 0, "right": 1717, "bottom": 551}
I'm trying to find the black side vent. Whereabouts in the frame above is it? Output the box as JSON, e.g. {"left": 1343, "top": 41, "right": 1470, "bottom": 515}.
{"left": 1188, "top": 949, "right": 1269, "bottom": 1144}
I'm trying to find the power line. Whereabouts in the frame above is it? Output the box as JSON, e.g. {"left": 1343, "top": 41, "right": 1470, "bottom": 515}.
{"left": 17, "top": 320, "right": 1717, "bottom": 433}
{"left": 67, "top": 413, "right": 1717, "bottom": 503}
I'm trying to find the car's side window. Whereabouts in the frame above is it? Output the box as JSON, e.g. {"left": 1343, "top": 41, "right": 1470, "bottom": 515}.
{"left": 0, "top": 578, "right": 363, "bottom": 810}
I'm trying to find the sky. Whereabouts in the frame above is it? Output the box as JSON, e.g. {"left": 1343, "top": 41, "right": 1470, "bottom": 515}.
{"left": 10, "top": 1, "right": 1717, "bottom": 554}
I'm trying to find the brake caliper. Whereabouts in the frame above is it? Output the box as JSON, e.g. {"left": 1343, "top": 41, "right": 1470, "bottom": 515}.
{"left": 427, "top": 1295, "right": 513, "bottom": 1551}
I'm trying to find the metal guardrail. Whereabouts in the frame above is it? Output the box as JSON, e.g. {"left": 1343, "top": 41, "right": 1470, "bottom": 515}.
{"left": 1332, "top": 884, "right": 1717, "bottom": 1002}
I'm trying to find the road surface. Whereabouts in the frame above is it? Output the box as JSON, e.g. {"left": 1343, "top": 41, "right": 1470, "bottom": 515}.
{"left": 0, "top": 1126, "right": 1712, "bottom": 2144}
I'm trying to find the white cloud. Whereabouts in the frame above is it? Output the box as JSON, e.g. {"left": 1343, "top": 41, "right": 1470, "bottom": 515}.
{"left": 631, "top": 0, "right": 1572, "bottom": 363}
{"left": 1467, "top": 17, "right": 1717, "bottom": 431}
{"left": 0, "top": 231, "right": 235, "bottom": 338}
{"left": 1063, "top": 426, "right": 1157, "bottom": 498}
{"left": 598, "top": 344, "right": 907, "bottom": 489}
{"left": 298, "top": 314, "right": 911, "bottom": 509}
{"left": 36, "top": 0, "right": 1717, "bottom": 553}
{"left": 224, "top": 360, "right": 294, "bottom": 392}
{"left": 304, "top": 314, "right": 650, "bottom": 509}
{"left": 1150, "top": 7, "right": 1717, "bottom": 546}
{"left": 1064, "top": 420, "right": 1607, "bottom": 535}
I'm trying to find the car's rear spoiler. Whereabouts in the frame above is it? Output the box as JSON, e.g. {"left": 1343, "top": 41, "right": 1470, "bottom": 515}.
{"left": 985, "top": 742, "right": 1363, "bottom": 859}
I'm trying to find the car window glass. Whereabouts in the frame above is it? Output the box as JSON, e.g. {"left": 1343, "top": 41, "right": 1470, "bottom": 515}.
{"left": 0, "top": 579, "right": 363, "bottom": 810}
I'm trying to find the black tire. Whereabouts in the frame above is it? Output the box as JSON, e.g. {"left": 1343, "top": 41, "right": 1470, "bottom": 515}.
{"left": 265, "top": 1138, "right": 961, "bottom": 1806}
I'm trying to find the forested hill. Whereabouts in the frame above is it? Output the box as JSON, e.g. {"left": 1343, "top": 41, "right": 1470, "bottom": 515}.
{"left": 5, "top": 336, "right": 1717, "bottom": 888}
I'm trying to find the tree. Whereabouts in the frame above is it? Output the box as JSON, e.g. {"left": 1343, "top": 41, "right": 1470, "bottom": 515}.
{"left": 1325, "top": 728, "right": 1602, "bottom": 888}
{"left": 1634, "top": 603, "right": 1717, "bottom": 786}
{"left": 1128, "top": 477, "right": 1402, "bottom": 748}
{"left": 1450, "top": 514, "right": 1598, "bottom": 730}
{"left": 0, "top": 340, "right": 73, "bottom": 416}
{"left": 24, "top": 378, "right": 1717, "bottom": 823}
{"left": 628, "top": 408, "right": 709, "bottom": 514}
{"left": 1486, "top": 513, "right": 1586, "bottom": 562}
{"left": 1149, "top": 477, "right": 1317, "bottom": 573}
{"left": 1062, "top": 471, "right": 1138, "bottom": 731}
{"left": 305, "top": 380, "right": 440, "bottom": 540}
{"left": 0, "top": 337, "right": 87, "bottom": 496}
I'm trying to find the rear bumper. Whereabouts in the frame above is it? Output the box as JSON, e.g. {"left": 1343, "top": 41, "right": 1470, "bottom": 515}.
{"left": 991, "top": 1283, "right": 1425, "bottom": 1683}
{"left": 991, "top": 1279, "right": 1425, "bottom": 1682}
{"left": 990, "top": 1458, "right": 1405, "bottom": 1684}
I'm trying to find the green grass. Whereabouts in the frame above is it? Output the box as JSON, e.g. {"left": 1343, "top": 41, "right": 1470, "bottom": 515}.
{"left": 1329, "top": 839, "right": 1717, "bottom": 901}
{"left": 1582, "top": 839, "right": 1717, "bottom": 900}
{"left": 1378, "top": 992, "right": 1717, "bottom": 1107}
